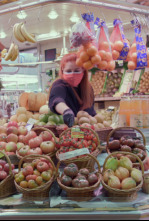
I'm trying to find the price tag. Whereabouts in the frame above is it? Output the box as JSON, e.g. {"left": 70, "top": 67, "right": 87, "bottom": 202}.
{"left": 25, "top": 118, "right": 38, "bottom": 132}
{"left": 71, "top": 127, "right": 84, "bottom": 139}
{"left": 59, "top": 148, "right": 90, "bottom": 161}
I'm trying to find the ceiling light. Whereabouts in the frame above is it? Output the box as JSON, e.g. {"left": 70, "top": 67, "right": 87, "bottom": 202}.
{"left": 70, "top": 15, "right": 80, "bottom": 23}
{"left": 48, "top": 10, "right": 58, "bottom": 20}
{"left": 17, "top": 10, "right": 27, "bottom": 20}
{"left": 36, "top": 31, "right": 61, "bottom": 41}
{"left": 0, "top": 32, "right": 6, "bottom": 39}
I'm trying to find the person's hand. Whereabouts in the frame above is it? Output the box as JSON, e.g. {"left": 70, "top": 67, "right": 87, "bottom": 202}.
{"left": 63, "top": 109, "right": 75, "bottom": 128}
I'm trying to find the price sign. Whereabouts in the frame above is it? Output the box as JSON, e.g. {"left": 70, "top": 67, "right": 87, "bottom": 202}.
{"left": 59, "top": 148, "right": 90, "bottom": 161}
{"left": 71, "top": 127, "right": 84, "bottom": 139}
{"left": 25, "top": 118, "right": 38, "bottom": 132}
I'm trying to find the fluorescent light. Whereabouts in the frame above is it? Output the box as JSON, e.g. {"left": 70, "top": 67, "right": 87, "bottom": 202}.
{"left": 0, "top": 32, "right": 6, "bottom": 39}
{"left": 36, "top": 31, "right": 61, "bottom": 41}
{"left": 70, "top": 14, "right": 80, "bottom": 23}
{"left": 48, "top": 10, "right": 58, "bottom": 20}
{"left": 17, "top": 10, "right": 27, "bottom": 20}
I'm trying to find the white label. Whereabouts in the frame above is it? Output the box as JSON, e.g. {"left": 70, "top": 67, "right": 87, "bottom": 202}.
{"left": 130, "top": 115, "right": 143, "bottom": 129}
{"left": 118, "top": 115, "right": 127, "bottom": 127}
{"left": 25, "top": 118, "right": 38, "bottom": 132}
{"left": 59, "top": 148, "right": 90, "bottom": 161}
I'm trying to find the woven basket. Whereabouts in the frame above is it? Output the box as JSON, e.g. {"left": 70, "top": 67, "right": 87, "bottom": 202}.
{"left": 142, "top": 173, "right": 149, "bottom": 194}
{"left": 95, "top": 127, "right": 113, "bottom": 142}
{"left": 102, "top": 151, "right": 144, "bottom": 202}
{"left": 6, "top": 154, "right": 20, "bottom": 166}
{"left": 16, "top": 127, "right": 57, "bottom": 162}
{"left": 57, "top": 153, "right": 102, "bottom": 201}
{"left": 0, "top": 151, "right": 16, "bottom": 198}
{"left": 56, "top": 126, "right": 102, "bottom": 171}
{"left": 33, "top": 125, "right": 58, "bottom": 137}
{"left": 14, "top": 154, "right": 56, "bottom": 201}
{"left": 106, "top": 127, "right": 148, "bottom": 168}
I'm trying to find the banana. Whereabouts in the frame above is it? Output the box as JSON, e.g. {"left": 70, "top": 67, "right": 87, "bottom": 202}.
{"left": 20, "top": 23, "right": 36, "bottom": 43}
{"left": 13, "top": 23, "right": 26, "bottom": 43}
{"left": 1, "top": 49, "right": 7, "bottom": 58}
{"left": 4, "top": 43, "right": 15, "bottom": 61}
{"left": 11, "top": 45, "right": 19, "bottom": 61}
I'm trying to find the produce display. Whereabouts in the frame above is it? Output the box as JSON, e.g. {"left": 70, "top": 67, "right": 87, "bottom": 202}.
{"left": 0, "top": 159, "right": 16, "bottom": 180}
{"left": 103, "top": 155, "right": 143, "bottom": 190}
{"left": 107, "top": 135, "right": 146, "bottom": 162}
{"left": 61, "top": 163, "right": 99, "bottom": 188}
{"left": 138, "top": 70, "right": 149, "bottom": 94}
{"left": 74, "top": 110, "right": 111, "bottom": 131}
{"left": 13, "top": 22, "right": 36, "bottom": 43}
{"left": 90, "top": 71, "right": 106, "bottom": 96}
{"left": 57, "top": 126, "right": 99, "bottom": 156}
{"left": 15, "top": 157, "right": 54, "bottom": 189}
{"left": 102, "top": 71, "right": 123, "bottom": 97}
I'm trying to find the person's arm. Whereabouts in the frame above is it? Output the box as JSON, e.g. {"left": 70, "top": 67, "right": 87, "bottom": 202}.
{"left": 55, "top": 102, "right": 70, "bottom": 115}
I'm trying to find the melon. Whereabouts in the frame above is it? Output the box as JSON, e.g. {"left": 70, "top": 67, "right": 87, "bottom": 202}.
{"left": 28, "top": 93, "right": 36, "bottom": 112}
{"left": 19, "top": 93, "right": 29, "bottom": 110}
{"left": 10, "top": 115, "right": 18, "bottom": 122}
{"left": 17, "top": 114, "right": 28, "bottom": 123}
{"left": 16, "top": 107, "right": 27, "bottom": 116}
{"left": 35, "top": 93, "right": 47, "bottom": 112}
{"left": 39, "top": 105, "right": 50, "bottom": 115}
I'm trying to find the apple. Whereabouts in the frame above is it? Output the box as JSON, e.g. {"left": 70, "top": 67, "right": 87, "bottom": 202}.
{"left": 37, "top": 161, "right": 49, "bottom": 173}
{"left": 4, "top": 163, "right": 15, "bottom": 173}
{"left": 5, "top": 142, "right": 17, "bottom": 153}
{"left": 0, "top": 126, "right": 7, "bottom": 134}
{"left": 22, "top": 165, "right": 34, "bottom": 177}
{"left": 40, "top": 141, "right": 55, "bottom": 154}
{"left": 7, "top": 126, "right": 18, "bottom": 135}
{"left": 0, "top": 160, "right": 6, "bottom": 168}
{"left": 0, "top": 171, "right": 8, "bottom": 180}
{"left": 18, "top": 126, "right": 28, "bottom": 136}
{"left": 0, "top": 142, "right": 6, "bottom": 151}
{"left": 29, "top": 137, "right": 43, "bottom": 149}
{"left": 27, "top": 148, "right": 42, "bottom": 156}
{"left": 0, "top": 165, "right": 3, "bottom": 171}
{"left": 7, "top": 121, "right": 18, "bottom": 128}
{"left": 39, "top": 131, "right": 52, "bottom": 142}
{"left": 0, "top": 133, "right": 7, "bottom": 142}
{"left": 18, "top": 135, "right": 25, "bottom": 143}
{"left": 17, "top": 142, "right": 25, "bottom": 150}
{"left": 26, "top": 175, "right": 37, "bottom": 182}
{"left": 24, "top": 131, "right": 37, "bottom": 145}
{"left": 7, "top": 134, "right": 18, "bottom": 143}
{"left": 18, "top": 146, "right": 30, "bottom": 157}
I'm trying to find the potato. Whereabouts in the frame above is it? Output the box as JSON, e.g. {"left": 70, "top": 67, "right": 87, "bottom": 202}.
{"left": 77, "top": 111, "right": 89, "bottom": 119}
{"left": 89, "top": 116, "right": 97, "bottom": 125}
{"left": 79, "top": 117, "right": 90, "bottom": 125}
{"left": 95, "top": 114, "right": 104, "bottom": 123}
{"left": 97, "top": 123, "right": 105, "bottom": 129}
{"left": 103, "top": 121, "right": 111, "bottom": 127}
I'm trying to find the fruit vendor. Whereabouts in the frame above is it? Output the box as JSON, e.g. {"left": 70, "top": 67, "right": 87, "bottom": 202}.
{"left": 49, "top": 53, "right": 96, "bottom": 127}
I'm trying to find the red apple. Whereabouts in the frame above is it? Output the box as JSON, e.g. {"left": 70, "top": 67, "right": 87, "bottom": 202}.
{"left": 17, "top": 142, "right": 25, "bottom": 150}
{"left": 0, "top": 126, "right": 7, "bottom": 134}
{"left": 7, "top": 126, "right": 18, "bottom": 135}
{"left": 0, "top": 171, "right": 8, "bottom": 180}
{"left": 7, "top": 122, "right": 18, "bottom": 128}
{"left": 4, "top": 163, "right": 15, "bottom": 173}
{"left": 29, "top": 137, "right": 43, "bottom": 149}
{"left": 37, "top": 161, "right": 49, "bottom": 173}
{"left": 18, "top": 145, "right": 30, "bottom": 157}
{"left": 18, "top": 135, "right": 25, "bottom": 143}
{"left": 0, "top": 142, "right": 6, "bottom": 151}
{"left": 24, "top": 131, "right": 37, "bottom": 145}
{"left": 7, "top": 134, "right": 18, "bottom": 143}
{"left": 40, "top": 141, "right": 55, "bottom": 154}
{"left": 39, "top": 131, "right": 52, "bottom": 142}
{"left": 0, "top": 133, "right": 7, "bottom": 142}
{"left": 0, "top": 160, "right": 7, "bottom": 168}
{"left": 0, "top": 165, "right": 3, "bottom": 171}
{"left": 18, "top": 126, "right": 28, "bottom": 136}
{"left": 5, "top": 142, "right": 17, "bottom": 153}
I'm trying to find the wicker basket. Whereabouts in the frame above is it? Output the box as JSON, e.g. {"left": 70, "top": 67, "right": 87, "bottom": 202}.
{"left": 106, "top": 127, "right": 148, "bottom": 168}
{"left": 16, "top": 127, "right": 57, "bottom": 162}
{"left": 95, "top": 127, "right": 113, "bottom": 142}
{"left": 6, "top": 154, "right": 20, "bottom": 166}
{"left": 57, "top": 153, "right": 102, "bottom": 201}
{"left": 102, "top": 152, "right": 144, "bottom": 202}
{"left": 56, "top": 126, "right": 102, "bottom": 171}
{"left": 0, "top": 151, "right": 16, "bottom": 198}
{"left": 142, "top": 173, "right": 149, "bottom": 194}
{"left": 14, "top": 154, "right": 56, "bottom": 201}
{"left": 33, "top": 125, "right": 58, "bottom": 137}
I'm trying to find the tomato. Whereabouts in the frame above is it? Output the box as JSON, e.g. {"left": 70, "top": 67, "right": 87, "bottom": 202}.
{"left": 27, "top": 180, "right": 38, "bottom": 189}
{"left": 92, "top": 143, "right": 97, "bottom": 150}
{"left": 83, "top": 140, "right": 88, "bottom": 147}
{"left": 36, "top": 176, "right": 43, "bottom": 186}
{"left": 15, "top": 172, "right": 25, "bottom": 184}
{"left": 22, "top": 166, "right": 34, "bottom": 177}
{"left": 37, "top": 162, "right": 49, "bottom": 173}
{"left": 33, "top": 170, "right": 41, "bottom": 176}
{"left": 20, "top": 181, "right": 28, "bottom": 188}
{"left": 41, "top": 171, "right": 52, "bottom": 182}
{"left": 26, "top": 175, "right": 37, "bottom": 182}
{"left": 93, "top": 137, "right": 98, "bottom": 145}
{"left": 88, "top": 140, "right": 92, "bottom": 146}
{"left": 40, "top": 141, "right": 55, "bottom": 154}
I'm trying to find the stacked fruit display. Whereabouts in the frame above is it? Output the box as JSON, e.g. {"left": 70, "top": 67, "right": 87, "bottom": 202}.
{"left": 138, "top": 70, "right": 149, "bottom": 94}
{"left": 103, "top": 155, "right": 143, "bottom": 190}
{"left": 60, "top": 163, "right": 99, "bottom": 188}
{"left": 102, "top": 71, "right": 123, "bottom": 97}
{"left": 107, "top": 135, "right": 146, "bottom": 163}
{"left": 15, "top": 157, "right": 54, "bottom": 189}
{"left": 74, "top": 111, "right": 111, "bottom": 131}
{"left": 0, "top": 159, "right": 16, "bottom": 181}
{"left": 90, "top": 71, "right": 107, "bottom": 96}
{"left": 57, "top": 127, "right": 99, "bottom": 156}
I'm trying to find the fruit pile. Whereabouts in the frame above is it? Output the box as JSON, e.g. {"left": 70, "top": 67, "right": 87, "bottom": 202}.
{"left": 108, "top": 135, "right": 146, "bottom": 162}
{"left": 0, "top": 159, "right": 16, "bottom": 181}
{"left": 61, "top": 163, "right": 99, "bottom": 188}
{"left": 74, "top": 111, "right": 111, "bottom": 131}
{"left": 102, "top": 72, "right": 123, "bottom": 97}
{"left": 90, "top": 71, "right": 106, "bottom": 96}
{"left": 57, "top": 127, "right": 99, "bottom": 155}
{"left": 103, "top": 156, "right": 143, "bottom": 190}
{"left": 111, "top": 40, "right": 130, "bottom": 61}
{"left": 138, "top": 71, "right": 149, "bottom": 94}
{"left": 15, "top": 157, "right": 54, "bottom": 189}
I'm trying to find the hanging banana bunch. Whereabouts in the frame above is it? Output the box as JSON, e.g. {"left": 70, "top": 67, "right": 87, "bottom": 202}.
{"left": 13, "top": 22, "right": 36, "bottom": 43}
{"left": 2, "top": 43, "right": 19, "bottom": 62}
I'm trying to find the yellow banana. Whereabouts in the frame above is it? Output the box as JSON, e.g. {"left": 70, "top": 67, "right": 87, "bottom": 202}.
{"left": 1, "top": 49, "right": 7, "bottom": 58}
{"left": 21, "top": 23, "right": 36, "bottom": 43}
{"left": 13, "top": 23, "right": 26, "bottom": 43}
{"left": 11, "top": 44, "right": 19, "bottom": 61}
{"left": 4, "top": 43, "right": 15, "bottom": 61}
